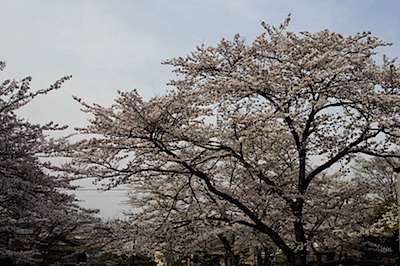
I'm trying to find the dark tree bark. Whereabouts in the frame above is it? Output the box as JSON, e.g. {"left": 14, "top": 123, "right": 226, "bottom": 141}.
{"left": 218, "top": 234, "right": 240, "bottom": 266}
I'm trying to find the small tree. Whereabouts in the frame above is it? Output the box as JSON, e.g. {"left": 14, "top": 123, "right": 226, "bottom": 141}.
{"left": 352, "top": 156, "right": 399, "bottom": 258}
{"left": 62, "top": 16, "right": 400, "bottom": 266}
{"left": 353, "top": 156, "right": 399, "bottom": 202}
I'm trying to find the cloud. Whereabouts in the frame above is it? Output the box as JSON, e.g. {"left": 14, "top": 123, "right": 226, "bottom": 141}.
{"left": 56, "top": 7, "right": 160, "bottom": 71}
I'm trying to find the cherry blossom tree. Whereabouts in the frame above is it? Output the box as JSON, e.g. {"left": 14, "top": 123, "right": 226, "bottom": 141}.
{"left": 0, "top": 61, "right": 100, "bottom": 265}
{"left": 352, "top": 156, "right": 399, "bottom": 258}
{"left": 61, "top": 16, "right": 400, "bottom": 266}
{"left": 353, "top": 156, "right": 399, "bottom": 202}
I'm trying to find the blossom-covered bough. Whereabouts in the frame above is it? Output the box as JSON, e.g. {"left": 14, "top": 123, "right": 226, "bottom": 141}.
{"left": 62, "top": 16, "right": 400, "bottom": 266}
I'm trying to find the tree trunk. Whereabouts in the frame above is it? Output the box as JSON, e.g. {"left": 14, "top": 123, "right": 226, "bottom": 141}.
{"left": 164, "top": 251, "right": 176, "bottom": 266}
{"left": 263, "top": 246, "right": 272, "bottom": 266}
{"left": 289, "top": 197, "right": 307, "bottom": 266}
{"left": 127, "top": 255, "right": 135, "bottom": 266}
{"left": 256, "top": 246, "right": 262, "bottom": 266}
{"left": 218, "top": 234, "right": 240, "bottom": 266}
{"left": 255, "top": 246, "right": 272, "bottom": 266}
{"left": 294, "top": 249, "right": 307, "bottom": 266}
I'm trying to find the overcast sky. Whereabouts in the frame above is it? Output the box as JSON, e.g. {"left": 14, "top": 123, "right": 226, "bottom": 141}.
{"left": 1, "top": 0, "right": 400, "bottom": 218}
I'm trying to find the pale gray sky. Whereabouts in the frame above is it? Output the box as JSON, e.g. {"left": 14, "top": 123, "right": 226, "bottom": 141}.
{"left": 1, "top": 0, "right": 399, "bottom": 218}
